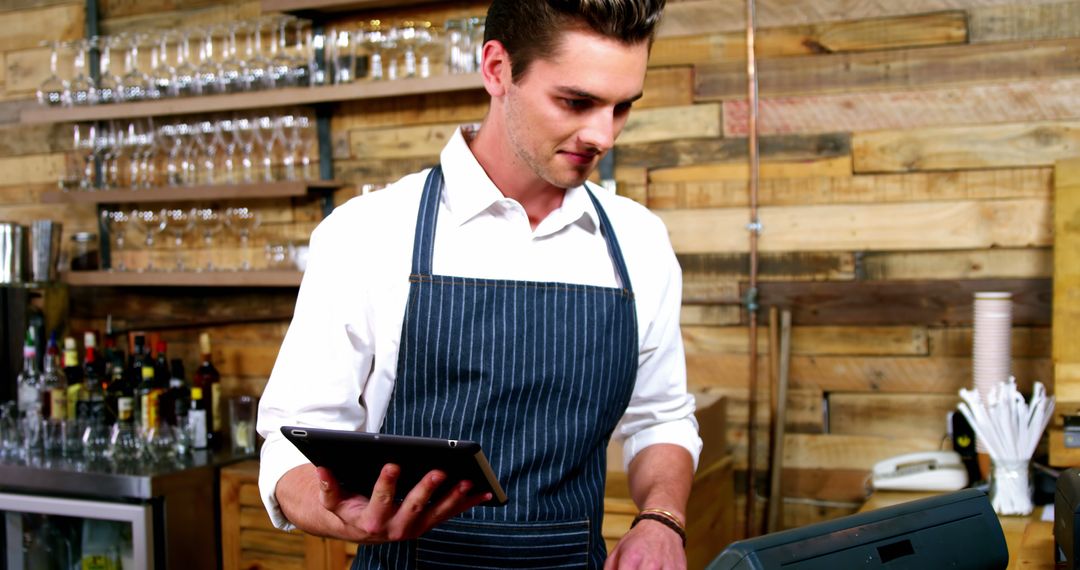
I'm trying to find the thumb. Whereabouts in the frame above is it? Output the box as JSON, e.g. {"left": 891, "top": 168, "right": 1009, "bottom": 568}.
{"left": 316, "top": 466, "right": 342, "bottom": 511}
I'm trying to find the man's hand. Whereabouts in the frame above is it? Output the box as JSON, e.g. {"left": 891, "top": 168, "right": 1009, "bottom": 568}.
{"left": 276, "top": 463, "right": 491, "bottom": 543}
{"left": 605, "top": 518, "right": 686, "bottom": 569}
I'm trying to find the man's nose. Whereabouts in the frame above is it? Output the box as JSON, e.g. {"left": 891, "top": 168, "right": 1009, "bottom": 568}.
{"left": 579, "top": 109, "right": 618, "bottom": 152}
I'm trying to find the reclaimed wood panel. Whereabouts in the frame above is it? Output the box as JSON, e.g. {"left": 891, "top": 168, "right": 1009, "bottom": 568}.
{"left": 657, "top": 0, "right": 1065, "bottom": 36}
{"left": 861, "top": 248, "right": 1053, "bottom": 281}
{"left": 638, "top": 67, "right": 696, "bottom": 110}
{"left": 67, "top": 286, "right": 299, "bottom": 330}
{"left": 681, "top": 305, "right": 742, "bottom": 326}
{"left": 0, "top": 152, "right": 65, "bottom": 185}
{"left": 723, "top": 78, "right": 1080, "bottom": 137}
{"left": 658, "top": 199, "right": 1050, "bottom": 254}
{"left": 928, "top": 327, "right": 1050, "bottom": 358}
{"left": 642, "top": 168, "right": 1052, "bottom": 210}
{"left": 750, "top": 278, "right": 1052, "bottom": 326}
{"left": 334, "top": 156, "right": 438, "bottom": 185}
{"left": 781, "top": 468, "right": 870, "bottom": 502}
{"left": 239, "top": 529, "right": 306, "bottom": 557}
{"left": 679, "top": 251, "right": 856, "bottom": 283}
{"left": 5, "top": 45, "right": 73, "bottom": 95}
{"left": 616, "top": 132, "right": 850, "bottom": 169}
{"left": 649, "top": 156, "right": 853, "bottom": 183}
{"left": 695, "top": 38, "right": 1080, "bottom": 101}
{"left": 781, "top": 502, "right": 860, "bottom": 531}
{"left": 970, "top": 1, "right": 1080, "bottom": 43}
{"left": 0, "top": 122, "right": 71, "bottom": 157}
{"left": 0, "top": 99, "right": 34, "bottom": 125}
{"left": 828, "top": 392, "right": 959, "bottom": 439}
{"left": 0, "top": 3, "right": 83, "bottom": 52}
{"left": 853, "top": 120, "right": 1080, "bottom": 173}
{"left": 99, "top": 1, "right": 260, "bottom": 35}
{"left": 783, "top": 433, "right": 942, "bottom": 470}
{"left": 682, "top": 278, "right": 741, "bottom": 304}
{"left": 687, "top": 353, "right": 1050, "bottom": 393}
{"left": 696, "top": 387, "right": 825, "bottom": 434}
{"left": 1054, "top": 158, "right": 1080, "bottom": 457}
{"left": 651, "top": 11, "right": 967, "bottom": 66}
{"left": 683, "top": 325, "right": 929, "bottom": 356}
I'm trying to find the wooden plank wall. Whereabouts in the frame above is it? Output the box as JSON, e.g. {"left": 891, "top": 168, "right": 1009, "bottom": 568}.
{"left": 1, "top": 0, "right": 1070, "bottom": 546}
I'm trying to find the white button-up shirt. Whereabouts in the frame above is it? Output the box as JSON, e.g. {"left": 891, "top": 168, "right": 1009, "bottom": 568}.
{"left": 257, "top": 128, "right": 702, "bottom": 529}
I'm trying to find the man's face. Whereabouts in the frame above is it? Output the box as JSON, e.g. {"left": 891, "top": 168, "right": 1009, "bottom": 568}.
{"left": 502, "top": 28, "right": 649, "bottom": 189}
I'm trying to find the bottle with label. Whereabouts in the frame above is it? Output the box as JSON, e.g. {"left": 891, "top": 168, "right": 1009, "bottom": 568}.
{"left": 192, "top": 332, "right": 221, "bottom": 447}
{"left": 128, "top": 335, "right": 148, "bottom": 430}
{"left": 62, "top": 336, "right": 83, "bottom": 422}
{"left": 160, "top": 358, "right": 190, "bottom": 427}
{"left": 39, "top": 333, "right": 67, "bottom": 424}
{"left": 104, "top": 352, "right": 130, "bottom": 426}
{"left": 189, "top": 387, "right": 208, "bottom": 450}
{"left": 83, "top": 347, "right": 107, "bottom": 426}
{"left": 17, "top": 328, "right": 41, "bottom": 419}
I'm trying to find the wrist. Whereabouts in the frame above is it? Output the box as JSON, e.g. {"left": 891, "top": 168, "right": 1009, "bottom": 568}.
{"left": 630, "top": 509, "right": 687, "bottom": 547}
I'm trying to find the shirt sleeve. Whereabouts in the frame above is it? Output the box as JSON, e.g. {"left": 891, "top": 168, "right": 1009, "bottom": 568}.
{"left": 256, "top": 211, "right": 376, "bottom": 530}
{"left": 613, "top": 215, "right": 703, "bottom": 472}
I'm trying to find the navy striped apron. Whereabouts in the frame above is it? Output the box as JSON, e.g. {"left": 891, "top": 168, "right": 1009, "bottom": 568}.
{"left": 354, "top": 166, "right": 638, "bottom": 569}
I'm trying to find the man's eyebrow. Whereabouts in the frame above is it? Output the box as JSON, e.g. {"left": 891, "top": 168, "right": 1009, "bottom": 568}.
{"left": 554, "top": 86, "right": 644, "bottom": 105}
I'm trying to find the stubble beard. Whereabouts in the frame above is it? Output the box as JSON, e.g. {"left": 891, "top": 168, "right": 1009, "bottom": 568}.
{"left": 505, "top": 93, "right": 592, "bottom": 190}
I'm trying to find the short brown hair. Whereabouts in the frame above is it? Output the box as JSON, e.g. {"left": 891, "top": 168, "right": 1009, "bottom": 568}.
{"left": 483, "top": 0, "right": 665, "bottom": 82}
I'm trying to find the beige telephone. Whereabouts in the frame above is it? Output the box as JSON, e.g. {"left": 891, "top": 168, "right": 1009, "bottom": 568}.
{"left": 871, "top": 450, "right": 968, "bottom": 492}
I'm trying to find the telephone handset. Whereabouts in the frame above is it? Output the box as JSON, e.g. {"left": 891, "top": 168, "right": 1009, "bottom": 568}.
{"left": 871, "top": 450, "right": 968, "bottom": 492}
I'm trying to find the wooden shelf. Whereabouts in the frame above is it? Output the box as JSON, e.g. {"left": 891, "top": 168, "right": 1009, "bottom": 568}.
{"left": 262, "top": 0, "right": 444, "bottom": 13}
{"left": 63, "top": 270, "right": 304, "bottom": 287}
{"left": 41, "top": 180, "right": 343, "bottom": 204}
{"left": 21, "top": 73, "right": 482, "bottom": 124}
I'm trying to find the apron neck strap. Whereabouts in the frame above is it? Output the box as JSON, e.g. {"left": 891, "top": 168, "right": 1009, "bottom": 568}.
{"left": 410, "top": 166, "right": 635, "bottom": 293}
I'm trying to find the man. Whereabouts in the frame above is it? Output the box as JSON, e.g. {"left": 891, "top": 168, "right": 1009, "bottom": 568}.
{"left": 257, "top": 0, "right": 702, "bottom": 567}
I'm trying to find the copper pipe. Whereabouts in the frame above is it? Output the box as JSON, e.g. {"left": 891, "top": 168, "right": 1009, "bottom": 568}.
{"left": 744, "top": 0, "right": 762, "bottom": 539}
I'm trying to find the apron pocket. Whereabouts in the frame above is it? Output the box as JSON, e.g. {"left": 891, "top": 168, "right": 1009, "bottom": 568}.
{"left": 416, "top": 518, "right": 590, "bottom": 569}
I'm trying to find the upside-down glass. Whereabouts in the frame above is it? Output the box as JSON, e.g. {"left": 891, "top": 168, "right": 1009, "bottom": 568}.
{"left": 148, "top": 33, "right": 174, "bottom": 100}
{"left": 245, "top": 17, "right": 274, "bottom": 90}
{"left": 67, "top": 39, "right": 95, "bottom": 106}
{"left": 94, "top": 35, "right": 123, "bottom": 104}
{"left": 172, "top": 30, "right": 199, "bottom": 97}
{"left": 119, "top": 33, "right": 152, "bottom": 102}
{"left": 219, "top": 23, "right": 246, "bottom": 93}
{"left": 38, "top": 40, "right": 66, "bottom": 106}
{"left": 196, "top": 26, "right": 220, "bottom": 95}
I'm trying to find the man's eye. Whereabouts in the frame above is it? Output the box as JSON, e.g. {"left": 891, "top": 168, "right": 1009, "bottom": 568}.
{"left": 563, "top": 98, "right": 591, "bottom": 110}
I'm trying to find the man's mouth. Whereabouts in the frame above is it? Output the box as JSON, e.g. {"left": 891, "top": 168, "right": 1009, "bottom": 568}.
{"left": 560, "top": 150, "right": 598, "bottom": 166}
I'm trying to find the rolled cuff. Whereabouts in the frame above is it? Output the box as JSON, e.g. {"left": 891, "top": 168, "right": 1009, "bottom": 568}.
{"left": 621, "top": 417, "right": 703, "bottom": 472}
{"left": 258, "top": 434, "right": 313, "bottom": 531}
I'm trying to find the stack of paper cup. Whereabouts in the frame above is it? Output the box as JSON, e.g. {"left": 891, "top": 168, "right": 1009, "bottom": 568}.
{"left": 973, "top": 292, "right": 1013, "bottom": 452}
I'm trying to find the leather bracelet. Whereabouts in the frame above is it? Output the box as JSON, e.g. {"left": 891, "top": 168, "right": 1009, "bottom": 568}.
{"left": 631, "top": 512, "right": 687, "bottom": 546}
{"left": 639, "top": 507, "right": 686, "bottom": 529}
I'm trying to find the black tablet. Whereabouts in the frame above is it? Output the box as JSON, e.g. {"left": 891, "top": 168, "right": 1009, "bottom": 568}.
{"left": 281, "top": 426, "right": 508, "bottom": 507}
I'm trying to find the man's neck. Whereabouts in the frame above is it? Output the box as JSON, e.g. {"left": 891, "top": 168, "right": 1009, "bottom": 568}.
{"left": 467, "top": 122, "right": 566, "bottom": 230}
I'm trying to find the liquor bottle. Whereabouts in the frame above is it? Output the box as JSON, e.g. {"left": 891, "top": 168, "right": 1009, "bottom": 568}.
{"left": 84, "top": 331, "right": 103, "bottom": 379}
{"left": 192, "top": 332, "right": 221, "bottom": 447}
{"left": 83, "top": 346, "right": 107, "bottom": 427}
{"left": 39, "top": 333, "right": 67, "bottom": 423}
{"left": 104, "top": 352, "right": 129, "bottom": 426}
{"left": 160, "top": 358, "right": 190, "bottom": 427}
{"left": 17, "top": 328, "right": 42, "bottom": 419}
{"left": 62, "top": 336, "right": 83, "bottom": 421}
{"left": 128, "top": 334, "right": 148, "bottom": 429}
{"left": 189, "top": 387, "right": 208, "bottom": 450}
{"left": 153, "top": 341, "right": 170, "bottom": 385}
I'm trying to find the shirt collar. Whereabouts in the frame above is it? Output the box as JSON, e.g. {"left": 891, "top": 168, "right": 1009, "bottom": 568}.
{"left": 439, "top": 127, "right": 601, "bottom": 235}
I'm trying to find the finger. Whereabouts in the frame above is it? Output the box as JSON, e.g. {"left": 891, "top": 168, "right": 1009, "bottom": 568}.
{"left": 390, "top": 469, "right": 447, "bottom": 536}
{"left": 364, "top": 463, "right": 401, "bottom": 521}
{"left": 315, "top": 466, "right": 342, "bottom": 511}
{"left": 421, "top": 480, "right": 490, "bottom": 529}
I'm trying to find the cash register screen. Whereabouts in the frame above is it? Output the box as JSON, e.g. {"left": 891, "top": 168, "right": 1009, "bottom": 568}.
{"left": 706, "top": 488, "right": 1008, "bottom": 570}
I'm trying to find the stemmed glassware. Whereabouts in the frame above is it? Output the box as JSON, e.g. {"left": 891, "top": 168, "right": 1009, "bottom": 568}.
{"left": 37, "top": 40, "right": 67, "bottom": 106}
{"left": 195, "top": 26, "right": 220, "bottom": 95}
{"left": 270, "top": 15, "right": 296, "bottom": 88}
{"left": 148, "top": 33, "right": 175, "bottom": 100}
{"left": 193, "top": 207, "right": 224, "bottom": 271}
{"left": 130, "top": 208, "right": 167, "bottom": 272}
{"left": 60, "top": 123, "right": 95, "bottom": 191}
{"left": 101, "top": 209, "right": 131, "bottom": 271}
{"left": 163, "top": 207, "right": 195, "bottom": 271}
{"left": 172, "top": 30, "right": 199, "bottom": 97}
{"left": 67, "top": 39, "right": 95, "bottom": 105}
{"left": 225, "top": 206, "right": 260, "bottom": 270}
{"left": 94, "top": 35, "right": 123, "bottom": 104}
{"left": 219, "top": 23, "right": 245, "bottom": 93}
{"left": 245, "top": 18, "right": 274, "bottom": 90}
{"left": 119, "top": 33, "right": 152, "bottom": 102}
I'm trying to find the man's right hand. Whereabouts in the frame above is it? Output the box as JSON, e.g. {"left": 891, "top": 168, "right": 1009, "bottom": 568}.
{"left": 275, "top": 463, "right": 492, "bottom": 543}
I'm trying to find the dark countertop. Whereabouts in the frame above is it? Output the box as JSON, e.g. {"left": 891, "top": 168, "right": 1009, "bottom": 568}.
{"left": 0, "top": 448, "right": 255, "bottom": 500}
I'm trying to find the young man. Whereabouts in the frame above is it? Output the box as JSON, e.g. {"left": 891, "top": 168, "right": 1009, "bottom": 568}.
{"left": 257, "top": 1, "right": 702, "bottom": 567}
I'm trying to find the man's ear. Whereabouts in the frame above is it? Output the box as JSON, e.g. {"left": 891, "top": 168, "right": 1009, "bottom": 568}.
{"left": 480, "top": 39, "right": 512, "bottom": 97}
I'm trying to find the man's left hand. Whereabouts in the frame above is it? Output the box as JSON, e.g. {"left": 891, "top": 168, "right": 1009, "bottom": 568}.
{"left": 604, "top": 517, "right": 686, "bottom": 570}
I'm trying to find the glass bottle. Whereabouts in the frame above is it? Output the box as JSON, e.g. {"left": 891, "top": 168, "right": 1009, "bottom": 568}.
{"left": 192, "top": 332, "right": 221, "bottom": 447}
{"left": 17, "top": 329, "right": 42, "bottom": 419}
{"left": 63, "top": 337, "right": 82, "bottom": 422}
{"left": 189, "top": 387, "right": 208, "bottom": 450}
{"left": 39, "top": 333, "right": 67, "bottom": 425}
{"left": 83, "top": 346, "right": 107, "bottom": 426}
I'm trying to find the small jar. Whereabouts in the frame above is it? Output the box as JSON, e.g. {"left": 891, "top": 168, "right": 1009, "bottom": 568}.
{"left": 69, "top": 232, "right": 99, "bottom": 271}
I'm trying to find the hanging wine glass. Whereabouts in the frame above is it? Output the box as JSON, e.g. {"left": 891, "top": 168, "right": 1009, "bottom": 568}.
{"left": 119, "top": 33, "right": 151, "bottom": 102}
{"left": 225, "top": 206, "right": 261, "bottom": 271}
{"left": 290, "top": 18, "right": 312, "bottom": 87}
{"left": 245, "top": 17, "right": 274, "bottom": 90}
{"left": 102, "top": 209, "right": 130, "bottom": 271}
{"left": 37, "top": 40, "right": 67, "bottom": 106}
{"left": 172, "top": 30, "right": 199, "bottom": 97}
{"left": 93, "top": 35, "right": 123, "bottom": 104}
{"left": 163, "top": 207, "right": 195, "bottom": 271}
{"left": 192, "top": 207, "right": 224, "bottom": 271}
{"left": 269, "top": 14, "right": 296, "bottom": 88}
{"left": 130, "top": 208, "right": 166, "bottom": 272}
{"left": 67, "top": 39, "right": 95, "bottom": 105}
{"left": 195, "top": 25, "right": 220, "bottom": 95}
{"left": 218, "top": 22, "right": 246, "bottom": 93}
{"left": 147, "top": 32, "right": 174, "bottom": 100}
